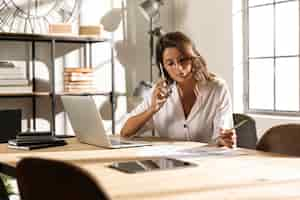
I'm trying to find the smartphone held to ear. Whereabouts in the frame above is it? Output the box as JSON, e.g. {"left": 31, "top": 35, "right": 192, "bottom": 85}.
{"left": 159, "top": 64, "right": 172, "bottom": 96}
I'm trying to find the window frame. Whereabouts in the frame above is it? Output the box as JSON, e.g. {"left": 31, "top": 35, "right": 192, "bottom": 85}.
{"left": 243, "top": 0, "right": 300, "bottom": 116}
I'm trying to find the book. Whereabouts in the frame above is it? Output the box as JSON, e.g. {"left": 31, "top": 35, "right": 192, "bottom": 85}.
{"left": 0, "top": 62, "right": 27, "bottom": 81}
{"left": 64, "top": 72, "right": 93, "bottom": 77}
{"left": 64, "top": 76, "right": 94, "bottom": 82}
{"left": 0, "top": 85, "right": 32, "bottom": 94}
{"left": 64, "top": 68, "right": 93, "bottom": 73}
{"left": 8, "top": 136, "right": 66, "bottom": 146}
{"left": 17, "top": 131, "right": 52, "bottom": 137}
{"left": 64, "top": 88, "right": 97, "bottom": 93}
{"left": 0, "top": 73, "right": 27, "bottom": 80}
{"left": 8, "top": 141, "right": 66, "bottom": 150}
{"left": 0, "top": 61, "right": 14, "bottom": 68}
{"left": 64, "top": 86, "right": 96, "bottom": 90}
{"left": 0, "top": 79, "right": 29, "bottom": 86}
{"left": 15, "top": 135, "right": 55, "bottom": 141}
{"left": 0, "top": 66, "right": 26, "bottom": 73}
{"left": 64, "top": 81, "right": 94, "bottom": 86}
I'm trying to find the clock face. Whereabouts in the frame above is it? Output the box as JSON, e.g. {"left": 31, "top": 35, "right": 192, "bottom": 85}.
{"left": 0, "top": 0, "right": 81, "bottom": 33}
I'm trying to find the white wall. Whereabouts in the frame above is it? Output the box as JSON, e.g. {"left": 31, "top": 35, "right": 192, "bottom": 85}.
{"left": 173, "top": 0, "right": 233, "bottom": 94}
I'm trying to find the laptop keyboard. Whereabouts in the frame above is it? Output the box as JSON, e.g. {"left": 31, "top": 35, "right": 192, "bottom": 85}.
{"left": 110, "top": 139, "right": 132, "bottom": 145}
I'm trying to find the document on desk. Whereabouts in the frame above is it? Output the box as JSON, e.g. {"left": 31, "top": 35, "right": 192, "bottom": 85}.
{"left": 137, "top": 145, "right": 183, "bottom": 157}
{"left": 137, "top": 145, "right": 248, "bottom": 158}
{"left": 177, "top": 146, "right": 248, "bottom": 157}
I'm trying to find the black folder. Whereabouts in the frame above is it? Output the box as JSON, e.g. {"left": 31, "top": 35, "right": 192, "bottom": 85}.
{"left": 8, "top": 136, "right": 66, "bottom": 150}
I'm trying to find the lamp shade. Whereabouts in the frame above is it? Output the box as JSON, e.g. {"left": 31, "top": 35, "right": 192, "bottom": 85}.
{"left": 100, "top": 8, "right": 122, "bottom": 32}
{"left": 139, "top": 0, "right": 163, "bottom": 21}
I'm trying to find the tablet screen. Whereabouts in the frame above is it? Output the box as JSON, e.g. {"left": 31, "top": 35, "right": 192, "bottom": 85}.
{"left": 108, "top": 158, "right": 196, "bottom": 173}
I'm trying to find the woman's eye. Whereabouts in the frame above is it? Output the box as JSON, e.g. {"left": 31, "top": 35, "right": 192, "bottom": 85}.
{"left": 167, "top": 62, "right": 175, "bottom": 67}
{"left": 179, "top": 58, "right": 189, "bottom": 65}
{"left": 179, "top": 58, "right": 186, "bottom": 64}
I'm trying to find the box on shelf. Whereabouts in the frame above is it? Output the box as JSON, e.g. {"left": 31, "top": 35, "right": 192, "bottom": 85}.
{"left": 48, "top": 23, "right": 73, "bottom": 35}
{"left": 79, "top": 25, "right": 103, "bottom": 38}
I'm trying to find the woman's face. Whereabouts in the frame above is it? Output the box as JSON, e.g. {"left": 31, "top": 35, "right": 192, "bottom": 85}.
{"left": 162, "top": 46, "right": 195, "bottom": 84}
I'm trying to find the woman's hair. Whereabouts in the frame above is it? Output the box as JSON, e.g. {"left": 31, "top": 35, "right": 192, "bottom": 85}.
{"left": 155, "top": 31, "right": 215, "bottom": 84}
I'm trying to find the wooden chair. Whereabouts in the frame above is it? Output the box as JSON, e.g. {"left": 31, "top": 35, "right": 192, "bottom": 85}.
{"left": 233, "top": 113, "right": 257, "bottom": 149}
{"left": 17, "top": 158, "right": 110, "bottom": 200}
{"left": 256, "top": 124, "right": 300, "bottom": 156}
{"left": 0, "top": 176, "right": 9, "bottom": 200}
{"left": 0, "top": 109, "right": 21, "bottom": 143}
{"left": 0, "top": 109, "right": 21, "bottom": 200}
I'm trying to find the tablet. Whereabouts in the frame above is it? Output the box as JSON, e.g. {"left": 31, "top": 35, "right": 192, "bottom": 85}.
{"left": 108, "top": 158, "right": 196, "bottom": 173}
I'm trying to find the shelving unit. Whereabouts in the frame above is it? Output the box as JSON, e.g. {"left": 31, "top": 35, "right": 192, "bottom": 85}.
{"left": 0, "top": 32, "right": 116, "bottom": 136}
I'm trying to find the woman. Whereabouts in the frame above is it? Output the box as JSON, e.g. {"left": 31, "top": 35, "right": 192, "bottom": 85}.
{"left": 121, "top": 31, "right": 235, "bottom": 148}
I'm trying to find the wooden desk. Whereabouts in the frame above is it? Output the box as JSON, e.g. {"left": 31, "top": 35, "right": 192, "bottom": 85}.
{"left": 1, "top": 138, "right": 300, "bottom": 200}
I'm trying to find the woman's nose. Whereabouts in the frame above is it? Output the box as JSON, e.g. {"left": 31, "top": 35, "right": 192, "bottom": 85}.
{"left": 176, "top": 63, "right": 184, "bottom": 71}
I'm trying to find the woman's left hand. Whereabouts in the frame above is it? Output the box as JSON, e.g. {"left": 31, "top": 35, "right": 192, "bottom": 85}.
{"left": 217, "top": 129, "right": 237, "bottom": 148}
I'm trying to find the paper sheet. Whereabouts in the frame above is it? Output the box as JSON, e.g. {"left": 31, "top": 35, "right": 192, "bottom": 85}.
{"left": 137, "top": 145, "right": 248, "bottom": 158}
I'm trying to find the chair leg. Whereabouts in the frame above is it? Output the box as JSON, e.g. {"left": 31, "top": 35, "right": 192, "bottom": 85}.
{"left": 0, "top": 177, "right": 9, "bottom": 200}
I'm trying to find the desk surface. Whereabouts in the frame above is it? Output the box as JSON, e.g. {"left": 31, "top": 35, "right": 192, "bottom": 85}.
{"left": 0, "top": 137, "right": 300, "bottom": 200}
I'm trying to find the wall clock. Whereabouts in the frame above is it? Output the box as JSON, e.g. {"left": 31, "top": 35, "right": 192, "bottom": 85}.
{"left": 0, "top": 0, "right": 81, "bottom": 33}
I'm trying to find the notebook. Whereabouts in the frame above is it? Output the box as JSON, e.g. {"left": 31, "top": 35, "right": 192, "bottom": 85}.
{"left": 8, "top": 135, "right": 66, "bottom": 150}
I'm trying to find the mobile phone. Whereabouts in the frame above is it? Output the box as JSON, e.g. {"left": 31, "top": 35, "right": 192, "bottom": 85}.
{"left": 159, "top": 64, "right": 172, "bottom": 95}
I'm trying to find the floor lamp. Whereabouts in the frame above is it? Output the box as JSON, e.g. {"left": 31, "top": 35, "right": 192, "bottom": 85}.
{"left": 139, "top": 0, "right": 164, "bottom": 136}
{"left": 139, "top": 0, "right": 164, "bottom": 83}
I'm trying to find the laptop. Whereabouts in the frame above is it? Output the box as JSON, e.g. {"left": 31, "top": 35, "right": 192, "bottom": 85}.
{"left": 61, "top": 95, "right": 151, "bottom": 149}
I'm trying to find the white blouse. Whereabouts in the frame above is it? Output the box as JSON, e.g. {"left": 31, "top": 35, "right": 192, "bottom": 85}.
{"left": 126, "top": 78, "right": 233, "bottom": 143}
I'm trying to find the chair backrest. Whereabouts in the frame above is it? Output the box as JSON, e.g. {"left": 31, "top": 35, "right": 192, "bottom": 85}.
{"left": 0, "top": 109, "right": 21, "bottom": 143}
{"left": 0, "top": 176, "right": 9, "bottom": 200}
{"left": 0, "top": 109, "right": 21, "bottom": 200}
{"left": 233, "top": 113, "right": 257, "bottom": 149}
{"left": 17, "top": 158, "right": 110, "bottom": 200}
{"left": 256, "top": 124, "right": 300, "bottom": 156}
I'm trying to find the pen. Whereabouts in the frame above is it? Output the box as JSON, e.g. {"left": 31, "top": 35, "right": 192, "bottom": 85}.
{"left": 159, "top": 64, "right": 172, "bottom": 95}
{"left": 231, "top": 119, "right": 248, "bottom": 131}
{"left": 159, "top": 64, "right": 167, "bottom": 80}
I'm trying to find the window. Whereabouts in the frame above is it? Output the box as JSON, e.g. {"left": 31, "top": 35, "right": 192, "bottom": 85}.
{"left": 244, "top": 0, "right": 300, "bottom": 115}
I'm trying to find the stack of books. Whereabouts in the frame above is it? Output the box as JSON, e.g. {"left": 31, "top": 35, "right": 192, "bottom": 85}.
{"left": 0, "top": 61, "right": 32, "bottom": 94}
{"left": 64, "top": 68, "right": 96, "bottom": 93}
{"left": 8, "top": 132, "right": 66, "bottom": 150}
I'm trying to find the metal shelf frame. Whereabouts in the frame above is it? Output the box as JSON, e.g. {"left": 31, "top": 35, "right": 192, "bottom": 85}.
{"left": 0, "top": 32, "right": 115, "bottom": 136}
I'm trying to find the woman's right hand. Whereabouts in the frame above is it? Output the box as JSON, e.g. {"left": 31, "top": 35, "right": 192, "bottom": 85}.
{"left": 149, "top": 79, "right": 170, "bottom": 114}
